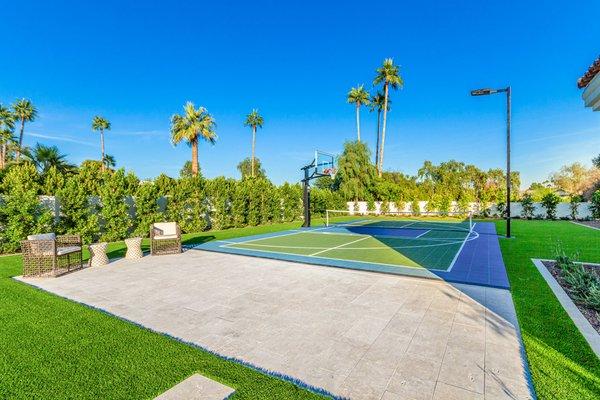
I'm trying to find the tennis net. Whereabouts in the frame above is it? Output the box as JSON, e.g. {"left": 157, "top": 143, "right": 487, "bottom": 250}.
{"left": 325, "top": 209, "right": 474, "bottom": 233}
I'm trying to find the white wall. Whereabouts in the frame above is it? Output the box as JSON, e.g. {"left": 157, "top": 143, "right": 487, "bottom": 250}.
{"left": 344, "top": 201, "right": 593, "bottom": 220}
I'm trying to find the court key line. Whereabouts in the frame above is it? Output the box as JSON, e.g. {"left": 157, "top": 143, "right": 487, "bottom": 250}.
{"left": 308, "top": 236, "right": 371, "bottom": 256}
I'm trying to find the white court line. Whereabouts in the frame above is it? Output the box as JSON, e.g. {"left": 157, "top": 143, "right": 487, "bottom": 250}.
{"left": 447, "top": 223, "right": 477, "bottom": 272}
{"left": 309, "top": 236, "right": 370, "bottom": 256}
{"left": 415, "top": 230, "right": 431, "bottom": 238}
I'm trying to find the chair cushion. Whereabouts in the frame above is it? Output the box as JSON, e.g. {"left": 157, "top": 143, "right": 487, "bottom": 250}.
{"left": 27, "top": 233, "right": 56, "bottom": 241}
{"left": 154, "top": 234, "right": 179, "bottom": 240}
{"left": 57, "top": 246, "right": 82, "bottom": 256}
{"left": 153, "top": 222, "right": 177, "bottom": 236}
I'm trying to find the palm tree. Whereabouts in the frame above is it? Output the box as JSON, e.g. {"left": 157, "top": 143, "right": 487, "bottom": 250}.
{"left": 369, "top": 91, "right": 391, "bottom": 168}
{"left": 0, "top": 105, "right": 15, "bottom": 169}
{"left": 91, "top": 116, "right": 111, "bottom": 172}
{"left": 244, "top": 109, "right": 264, "bottom": 177}
{"left": 373, "top": 58, "right": 403, "bottom": 177}
{"left": 170, "top": 102, "right": 217, "bottom": 177}
{"left": 32, "top": 143, "right": 75, "bottom": 174}
{"left": 12, "top": 99, "right": 37, "bottom": 161}
{"left": 102, "top": 154, "right": 116, "bottom": 170}
{"left": 346, "top": 85, "right": 370, "bottom": 142}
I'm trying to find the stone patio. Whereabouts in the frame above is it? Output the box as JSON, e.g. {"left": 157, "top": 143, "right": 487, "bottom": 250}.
{"left": 17, "top": 249, "right": 534, "bottom": 399}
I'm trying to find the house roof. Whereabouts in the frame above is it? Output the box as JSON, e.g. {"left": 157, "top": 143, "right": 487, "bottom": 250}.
{"left": 578, "top": 56, "right": 600, "bottom": 89}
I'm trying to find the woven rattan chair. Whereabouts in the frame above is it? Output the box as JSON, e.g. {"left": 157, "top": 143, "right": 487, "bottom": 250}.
{"left": 150, "top": 222, "right": 182, "bottom": 255}
{"left": 21, "top": 233, "right": 83, "bottom": 277}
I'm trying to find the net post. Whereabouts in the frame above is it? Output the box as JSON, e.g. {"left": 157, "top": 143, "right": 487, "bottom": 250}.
{"left": 325, "top": 210, "right": 329, "bottom": 227}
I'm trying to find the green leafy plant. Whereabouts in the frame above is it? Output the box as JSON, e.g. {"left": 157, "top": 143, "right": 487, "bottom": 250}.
{"left": 590, "top": 190, "right": 600, "bottom": 219}
{"left": 99, "top": 169, "right": 132, "bottom": 241}
{"left": 521, "top": 194, "right": 535, "bottom": 219}
{"left": 56, "top": 176, "right": 100, "bottom": 244}
{"left": 167, "top": 176, "right": 208, "bottom": 233}
{"left": 133, "top": 182, "right": 163, "bottom": 237}
{"left": 380, "top": 200, "right": 389, "bottom": 215}
{"left": 411, "top": 199, "right": 421, "bottom": 216}
{"left": 541, "top": 192, "right": 561, "bottom": 220}
{"left": 569, "top": 195, "right": 582, "bottom": 220}
{"left": 554, "top": 241, "right": 578, "bottom": 273}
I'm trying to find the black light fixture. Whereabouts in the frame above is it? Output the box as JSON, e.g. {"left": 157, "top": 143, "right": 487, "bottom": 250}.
{"left": 471, "top": 86, "right": 512, "bottom": 238}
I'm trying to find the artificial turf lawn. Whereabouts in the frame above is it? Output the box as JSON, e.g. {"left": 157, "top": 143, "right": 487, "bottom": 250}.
{"left": 227, "top": 229, "right": 466, "bottom": 270}
{"left": 0, "top": 222, "right": 331, "bottom": 400}
{"left": 495, "top": 219, "right": 600, "bottom": 400}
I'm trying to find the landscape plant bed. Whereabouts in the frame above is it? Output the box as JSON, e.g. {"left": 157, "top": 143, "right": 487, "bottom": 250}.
{"left": 542, "top": 260, "right": 600, "bottom": 334}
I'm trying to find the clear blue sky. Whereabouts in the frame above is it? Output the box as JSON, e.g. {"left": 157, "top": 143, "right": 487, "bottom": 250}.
{"left": 1, "top": 1, "right": 599, "bottom": 188}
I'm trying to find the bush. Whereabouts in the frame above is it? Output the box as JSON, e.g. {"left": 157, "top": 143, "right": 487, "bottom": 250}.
{"left": 57, "top": 176, "right": 100, "bottom": 244}
{"left": 590, "top": 190, "right": 600, "bottom": 219}
{"left": 411, "top": 199, "right": 421, "bottom": 216}
{"left": 167, "top": 176, "right": 208, "bottom": 233}
{"left": 554, "top": 241, "right": 578, "bottom": 273}
{"left": 0, "top": 164, "right": 53, "bottom": 253}
{"left": 206, "top": 177, "right": 236, "bottom": 230}
{"left": 541, "top": 192, "right": 561, "bottom": 220}
{"left": 569, "top": 195, "right": 582, "bottom": 220}
{"left": 133, "top": 182, "right": 163, "bottom": 237}
{"left": 380, "top": 200, "right": 390, "bottom": 215}
{"left": 496, "top": 201, "right": 506, "bottom": 218}
{"left": 366, "top": 198, "right": 376, "bottom": 213}
{"left": 279, "top": 182, "right": 302, "bottom": 222}
{"left": 563, "top": 265, "right": 600, "bottom": 302}
{"left": 438, "top": 196, "right": 451, "bottom": 216}
{"left": 520, "top": 194, "right": 534, "bottom": 219}
{"left": 99, "top": 169, "right": 132, "bottom": 242}
{"left": 42, "top": 166, "right": 66, "bottom": 195}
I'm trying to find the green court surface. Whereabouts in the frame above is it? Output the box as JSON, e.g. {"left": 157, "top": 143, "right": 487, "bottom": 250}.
{"left": 222, "top": 228, "right": 471, "bottom": 271}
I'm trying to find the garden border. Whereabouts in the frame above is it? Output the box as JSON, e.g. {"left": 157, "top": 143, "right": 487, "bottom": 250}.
{"left": 531, "top": 258, "right": 600, "bottom": 357}
{"left": 571, "top": 221, "right": 600, "bottom": 231}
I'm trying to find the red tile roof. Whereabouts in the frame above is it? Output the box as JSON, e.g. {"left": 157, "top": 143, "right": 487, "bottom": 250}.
{"left": 578, "top": 56, "right": 600, "bottom": 89}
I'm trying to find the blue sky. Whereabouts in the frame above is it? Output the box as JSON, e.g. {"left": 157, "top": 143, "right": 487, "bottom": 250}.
{"left": 1, "top": 1, "right": 599, "bottom": 188}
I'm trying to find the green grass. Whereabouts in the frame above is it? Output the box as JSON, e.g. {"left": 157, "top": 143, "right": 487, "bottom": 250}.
{"left": 227, "top": 229, "right": 466, "bottom": 270}
{"left": 0, "top": 221, "right": 331, "bottom": 400}
{"left": 495, "top": 219, "right": 600, "bottom": 399}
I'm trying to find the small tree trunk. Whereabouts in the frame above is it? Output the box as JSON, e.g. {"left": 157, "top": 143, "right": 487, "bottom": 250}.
{"left": 100, "top": 129, "right": 105, "bottom": 172}
{"left": 356, "top": 103, "right": 361, "bottom": 142}
{"left": 0, "top": 143, "right": 5, "bottom": 169}
{"left": 251, "top": 126, "right": 256, "bottom": 177}
{"left": 378, "top": 84, "right": 389, "bottom": 177}
{"left": 16, "top": 119, "right": 25, "bottom": 161}
{"left": 375, "top": 109, "right": 381, "bottom": 167}
{"left": 191, "top": 137, "right": 199, "bottom": 176}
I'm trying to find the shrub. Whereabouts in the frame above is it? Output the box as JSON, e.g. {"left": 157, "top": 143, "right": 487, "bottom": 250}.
{"left": 411, "top": 199, "right": 421, "bottom": 216}
{"left": 563, "top": 265, "right": 600, "bottom": 302}
{"left": 590, "top": 190, "right": 600, "bottom": 219}
{"left": 206, "top": 177, "right": 236, "bottom": 230}
{"left": 380, "top": 200, "right": 390, "bottom": 215}
{"left": 520, "top": 194, "right": 534, "bottom": 219}
{"left": 569, "top": 195, "right": 582, "bottom": 220}
{"left": 0, "top": 163, "right": 53, "bottom": 253}
{"left": 496, "top": 201, "right": 506, "bottom": 218}
{"left": 366, "top": 198, "right": 376, "bottom": 213}
{"left": 581, "top": 283, "right": 600, "bottom": 311}
{"left": 133, "top": 182, "right": 163, "bottom": 237}
{"left": 541, "top": 192, "right": 561, "bottom": 220}
{"left": 279, "top": 182, "right": 302, "bottom": 222}
{"left": 167, "top": 176, "right": 208, "bottom": 233}
{"left": 554, "top": 241, "right": 577, "bottom": 273}
{"left": 56, "top": 176, "right": 100, "bottom": 244}
{"left": 438, "top": 196, "right": 451, "bottom": 216}
{"left": 99, "top": 169, "right": 132, "bottom": 241}
{"left": 42, "top": 166, "right": 66, "bottom": 195}
{"left": 456, "top": 196, "right": 470, "bottom": 216}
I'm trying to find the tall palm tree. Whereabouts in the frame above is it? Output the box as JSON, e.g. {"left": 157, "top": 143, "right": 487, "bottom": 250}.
{"left": 170, "top": 102, "right": 217, "bottom": 177}
{"left": 91, "top": 116, "right": 111, "bottom": 172}
{"left": 346, "top": 85, "right": 370, "bottom": 142}
{"left": 32, "top": 143, "right": 75, "bottom": 174}
{"left": 369, "top": 91, "right": 391, "bottom": 168}
{"left": 103, "top": 154, "right": 116, "bottom": 170}
{"left": 0, "top": 105, "right": 15, "bottom": 169}
{"left": 373, "top": 58, "right": 403, "bottom": 177}
{"left": 244, "top": 109, "right": 264, "bottom": 178}
{"left": 12, "top": 99, "right": 37, "bottom": 161}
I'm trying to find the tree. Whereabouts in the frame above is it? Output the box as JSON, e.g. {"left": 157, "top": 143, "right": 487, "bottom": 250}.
{"left": 103, "top": 154, "right": 116, "bottom": 170}
{"left": 369, "top": 91, "right": 391, "bottom": 167}
{"left": 171, "top": 102, "right": 217, "bottom": 177}
{"left": 42, "top": 165, "right": 66, "bottom": 195}
{"left": 336, "top": 141, "right": 376, "bottom": 201}
{"left": 551, "top": 162, "right": 600, "bottom": 196}
{"left": 12, "top": 99, "right": 37, "bottom": 161}
{"left": 520, "top": 193, "right": 534, "bottom": 219}
{"left": 237, "top": 157, "right": 266, "bottom": 179}
{"left": 0, "top": 105, "right": 15, "bottom": 169}
{"left": 31, "top": 143, "right": 75, "bottom": 174}
{"left": 244, "top": 109, "right": 264, "bottom": 177}
{"left": 56, "top": 175, "right": 100, "bottom": 244}
{"left": 347, "top": 85, "right": 370, "bottom": 142}
{"left": 78, "top": 160, "right": 105, "bottom": 195}
{"left": 133, "top": 182, "right": 163, "bottom": 237}
{"left": 373, "top": 58, "right": 403, "bottom": 176}
{"left": 593, "top": 154, "right": 600, "bottom": 169}
{"left": 91, "top": 116, "right": 111, "bottom": 172}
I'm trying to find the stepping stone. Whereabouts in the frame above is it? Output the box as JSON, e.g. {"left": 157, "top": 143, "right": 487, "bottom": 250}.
{"left": 155, "top": 374, "right": 235, "bottom": 400}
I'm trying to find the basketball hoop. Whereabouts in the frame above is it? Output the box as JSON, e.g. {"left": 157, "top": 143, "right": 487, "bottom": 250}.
{"left": 323, "top": 167, "right": 337, "bottom": 180}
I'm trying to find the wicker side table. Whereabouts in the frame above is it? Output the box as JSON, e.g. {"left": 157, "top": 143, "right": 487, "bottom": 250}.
{"left": 89, "top": 242, "right": 109, "bottom": 267}
{"left": 125, "top": 237, "right": 143, "bottom": 259}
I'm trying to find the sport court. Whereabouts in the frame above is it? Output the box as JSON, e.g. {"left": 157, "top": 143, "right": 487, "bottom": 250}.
{"left": 197, "top": 213, "right": 509, "bottom": 289}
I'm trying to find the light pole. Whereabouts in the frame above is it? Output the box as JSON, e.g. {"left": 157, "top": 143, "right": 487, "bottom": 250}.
{"left": 471, "top": 86, "right": 512, "bottom": 238}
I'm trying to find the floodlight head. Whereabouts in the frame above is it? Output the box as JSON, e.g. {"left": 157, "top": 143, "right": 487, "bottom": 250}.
{"left": 470, "top": 88, "right": 496, "bottom": 96}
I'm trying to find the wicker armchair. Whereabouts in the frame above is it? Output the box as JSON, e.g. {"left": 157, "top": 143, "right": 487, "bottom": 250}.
{"left": 21, "top": 233, "right": 83, "bottom": 277}
{"left": 150, "top": 222, "right": 182, "bottom": 255}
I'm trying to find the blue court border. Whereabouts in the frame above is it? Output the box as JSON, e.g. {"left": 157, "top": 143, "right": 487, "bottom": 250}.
{"left": 193, "top": 222, "right": 510, "bottom": 289}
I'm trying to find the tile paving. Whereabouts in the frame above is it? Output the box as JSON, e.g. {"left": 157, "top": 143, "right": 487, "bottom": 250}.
{"left": 17, "top": 249, "right": 533, "bottom": 399}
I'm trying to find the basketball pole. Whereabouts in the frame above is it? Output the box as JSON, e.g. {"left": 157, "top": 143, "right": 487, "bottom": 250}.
{"left": 302, "top": 167, "right": 311, "bottom": 227}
